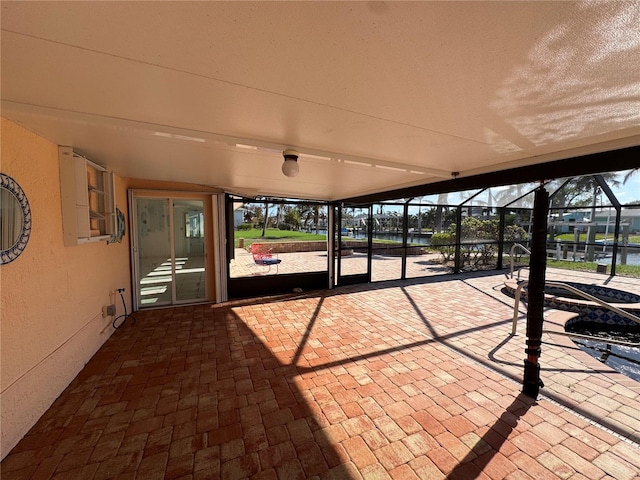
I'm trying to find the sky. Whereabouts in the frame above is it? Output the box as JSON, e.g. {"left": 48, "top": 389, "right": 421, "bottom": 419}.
{"left": 611, "top": 170, "right": 640, "bottom": 205}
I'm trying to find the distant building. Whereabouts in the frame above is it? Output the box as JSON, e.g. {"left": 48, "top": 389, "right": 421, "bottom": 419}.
{"left": 553, "top": 209, "right": 640, "bottom": 234}
{"left": 234, "top": 206, "right": 247, "bottom": 228}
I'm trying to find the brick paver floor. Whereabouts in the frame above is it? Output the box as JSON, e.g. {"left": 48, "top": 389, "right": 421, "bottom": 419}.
{"left": 2, "top": 268, "right": 640, "bottom": 479}
{"left": 230, "top": 248, "right": 445, "bottom": 281}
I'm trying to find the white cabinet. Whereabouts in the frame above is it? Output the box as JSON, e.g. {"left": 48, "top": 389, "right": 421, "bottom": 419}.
{"left": 59, "top": 146, "right": 116, "bottom": 246}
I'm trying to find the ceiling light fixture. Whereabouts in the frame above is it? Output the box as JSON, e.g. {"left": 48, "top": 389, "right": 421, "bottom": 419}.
{"left": 282, "top": 149, "right": 300, "bottom": 177}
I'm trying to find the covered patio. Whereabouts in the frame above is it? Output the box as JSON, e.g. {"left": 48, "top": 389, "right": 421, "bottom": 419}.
{"left": 2, "top": 268, "right": 639, "bottom": 479}
{"left": 2, "top": 2, "right": 640, "bottom": 476}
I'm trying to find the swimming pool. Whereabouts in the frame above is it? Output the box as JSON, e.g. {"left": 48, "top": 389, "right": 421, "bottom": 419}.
{"left": 504, "top": 280, "right": 640, "bottom": 327}
{"left": 503, "top": 280, "right": 640, "bottom": 382}
{"left": 567, "top": 318, "right": 640, "bottom": 382}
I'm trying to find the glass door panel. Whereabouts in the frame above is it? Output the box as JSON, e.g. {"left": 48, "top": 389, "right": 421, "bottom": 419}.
{"left": 136, "top": 198, "right": 172, "bottom": 306}
{"left": 133, "top": 196, "right": 208, "bottom": 308}
{"left": 173, "top": 200, "right": 206, "bottom": 302}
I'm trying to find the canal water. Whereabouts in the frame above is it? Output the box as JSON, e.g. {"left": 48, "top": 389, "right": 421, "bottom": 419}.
{"left": 348, "top": 230, "right": 640, "bottom": 266}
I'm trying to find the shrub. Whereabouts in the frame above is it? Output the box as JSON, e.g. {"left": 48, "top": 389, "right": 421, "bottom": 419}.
{"left": 237, "top": 223, "right": 253, "bottom": 231}
{"left": 434, "top": 218, "right": 528, "bottom": 267}
{"left": 431, "top": 232, "right": 456, "bottom": 261}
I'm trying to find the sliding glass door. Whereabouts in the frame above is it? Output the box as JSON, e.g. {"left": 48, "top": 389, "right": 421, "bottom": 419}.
{"left": 133, "top": 196, "right": 206, "bottom": 308}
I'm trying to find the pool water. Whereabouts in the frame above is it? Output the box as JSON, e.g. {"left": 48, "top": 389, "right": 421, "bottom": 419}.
{"left": 503, "top": 280, "right": 640, "bottom": 381}
{"left": 566, "top": 320, "right": 640, "bottom": 382}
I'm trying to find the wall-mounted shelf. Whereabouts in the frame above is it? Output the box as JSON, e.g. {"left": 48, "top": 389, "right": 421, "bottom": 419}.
{"left": 59, "top": 146, "right": 116, "bottom": 246}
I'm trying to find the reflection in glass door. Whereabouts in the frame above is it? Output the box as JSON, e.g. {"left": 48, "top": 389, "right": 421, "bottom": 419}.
{"left": 133, "top": 197, "right": 206, "bottom": 308}
{"left": 173, "top": 200, "right": 206, "bottom": 302}
{"left": 136, "top": 198, "right": 172, "bottom": 306}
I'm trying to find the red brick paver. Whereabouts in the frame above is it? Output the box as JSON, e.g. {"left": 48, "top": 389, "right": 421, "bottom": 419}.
{"left": 2, "top": 269, "right": 639, "bottom": 479}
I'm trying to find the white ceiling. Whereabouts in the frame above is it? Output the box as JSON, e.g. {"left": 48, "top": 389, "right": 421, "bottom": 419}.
{"left": 2, "top": 1, "right": 639, "bottom": 201}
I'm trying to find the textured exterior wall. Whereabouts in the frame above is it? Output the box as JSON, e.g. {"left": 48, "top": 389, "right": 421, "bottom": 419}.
{"left": 0, "top": 118, "right": 131, "bottom": 459}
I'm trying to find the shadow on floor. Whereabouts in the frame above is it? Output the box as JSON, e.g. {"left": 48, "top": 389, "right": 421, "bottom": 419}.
{"left": 1, "top": 305, "right": 358, "bottom": 479}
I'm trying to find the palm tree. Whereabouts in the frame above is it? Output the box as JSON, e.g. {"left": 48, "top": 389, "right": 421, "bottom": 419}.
{"left": 435, "top": 193, "right": 449, "bottom": 233}
{"left": 550, "top": 173, "right": 620, "bottom": 209}
{"left": 296, "top": 204, "right": 317, "bottom": 232}
{"left": 261, "top": 200, "right": 269, "bottom": 237}
{"left": 623, "top": 168, "right": 639, "bottom": 184}
{"left": 571, "top": 174, "right": 621, "bottom": 261}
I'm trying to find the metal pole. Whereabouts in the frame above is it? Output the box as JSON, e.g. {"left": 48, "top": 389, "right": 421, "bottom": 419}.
{"left": 454, "top": 206, "right": 462, "bottom": 273}
{"left": 523, "top": 186, "right": 549, "bottom": 398}
{"left": 497, "top": 207, "right": 505, "bottom": 270}
{"left": 401, "top": 203, "right": 409, "bottom": 279}
{"left": 327, "top": 204, "right": 335, "bottom": 289}
{"left": 611, "top": 205, "right": 621, "bottom": 276}
{"left": 337, "top": 205, "right": 343, "bottom": 283}
{"left": 367, "top": 205, "right": 373, "bottom": 282}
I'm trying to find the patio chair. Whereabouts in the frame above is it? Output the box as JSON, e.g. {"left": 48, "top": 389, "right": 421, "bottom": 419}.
{"left": 250, "top": 243, "right": 281, "bottom": 273}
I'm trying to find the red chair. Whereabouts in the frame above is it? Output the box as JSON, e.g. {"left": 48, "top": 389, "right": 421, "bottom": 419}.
{"left": 250, "top": 243, "right": 282, "bottom": 273}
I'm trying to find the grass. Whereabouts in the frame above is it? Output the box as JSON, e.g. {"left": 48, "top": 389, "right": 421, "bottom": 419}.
{"left": 546, "top": 259, "right": 640, "bottom": 278}
{"left": 235, "top": 228, "right": 326, "bottom": 247}
{"left": 234, "top": 228, "right": 640, "bottom": 278}
{"left": 554, "top": 233, "right": 640, "bottom": 243}
{"left": 234, "top": 229, "right": 406, "bottom": 247}
{"left": 506, "top": 254, "right": 640, "bottom": 278}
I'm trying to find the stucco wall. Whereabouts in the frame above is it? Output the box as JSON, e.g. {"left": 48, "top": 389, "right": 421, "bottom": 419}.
{"left": 0, "top": 118, "right": 132, "bottom": 459}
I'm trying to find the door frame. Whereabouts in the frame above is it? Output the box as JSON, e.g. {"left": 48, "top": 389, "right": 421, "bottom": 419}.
{"left": 129, "top": 190, "right": 215, "bottom": 309}
{"left": 336, "top": 204, "right": 373, "bottom": 286}
{"left": 224, "top": 194, "right": 330, "bottom": 299}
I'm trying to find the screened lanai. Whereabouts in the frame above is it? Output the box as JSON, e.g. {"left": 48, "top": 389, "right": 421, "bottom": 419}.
{"left": 4, "top": 2, "right": 640, "bottom": 475}
{"left": 227, "top": 168, "right": 639, "bottom": 298}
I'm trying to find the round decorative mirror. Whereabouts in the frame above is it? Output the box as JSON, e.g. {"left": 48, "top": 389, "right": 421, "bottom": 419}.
{"left": 1, "top": 173, "right": 32, "bottom": 264}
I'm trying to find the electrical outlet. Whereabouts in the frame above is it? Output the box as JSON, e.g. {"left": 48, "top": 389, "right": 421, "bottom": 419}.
{"left": 102, "top": 304, "right": 116, "bottom": 317}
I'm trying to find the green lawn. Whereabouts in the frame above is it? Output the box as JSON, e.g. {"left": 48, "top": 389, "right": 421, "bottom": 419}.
{"left": 234, "top": 228, "right": 326, "bottom": 247}
{"left": 554, "top": 233, "right": 640, "bottom": 243}
{"left": 234, "top": 229, "right": 403, "bottom": 247}
{"left": 547, "top": 259, "right": 640, "bottom": 277}
{"left": 506, "top": 254, "right": 639, "bottom": 278}
{"left": 234, "top": 228, "right": 640, "bottom": 278}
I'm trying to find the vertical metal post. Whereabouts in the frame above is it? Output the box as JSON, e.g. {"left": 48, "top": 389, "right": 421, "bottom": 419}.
{"left": 523, "top": 186, "right": 549, "bottom": 398}
{"left": 595, "top": 174, "right": 621, "bottom": 277}
{"left": 225, "top": 194, "right": 235, "bottom": 261}
{"left": 337, "top": 205, "right": 343, "bottom": 282}
{"left": 366, "top": 205, "right": 373, "bottom": 283}
{"left": 327, "top": 204, "right": 335, "bottom": 289}
{"left": 611, "top": 205, "right": 621, "bottom": 276}
{"left": 454, "top": 206, "right": 462, "bottom": 273}
{"left": 497, "top": 207, "right": 506, "bottom": 270}
{"left": 401, "top": 203, "right": 409, "bottom": 279}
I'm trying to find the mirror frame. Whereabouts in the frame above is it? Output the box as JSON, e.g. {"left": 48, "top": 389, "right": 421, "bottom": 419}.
{"left": 1, "top": 173, "right": 32, "bottom": 265}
